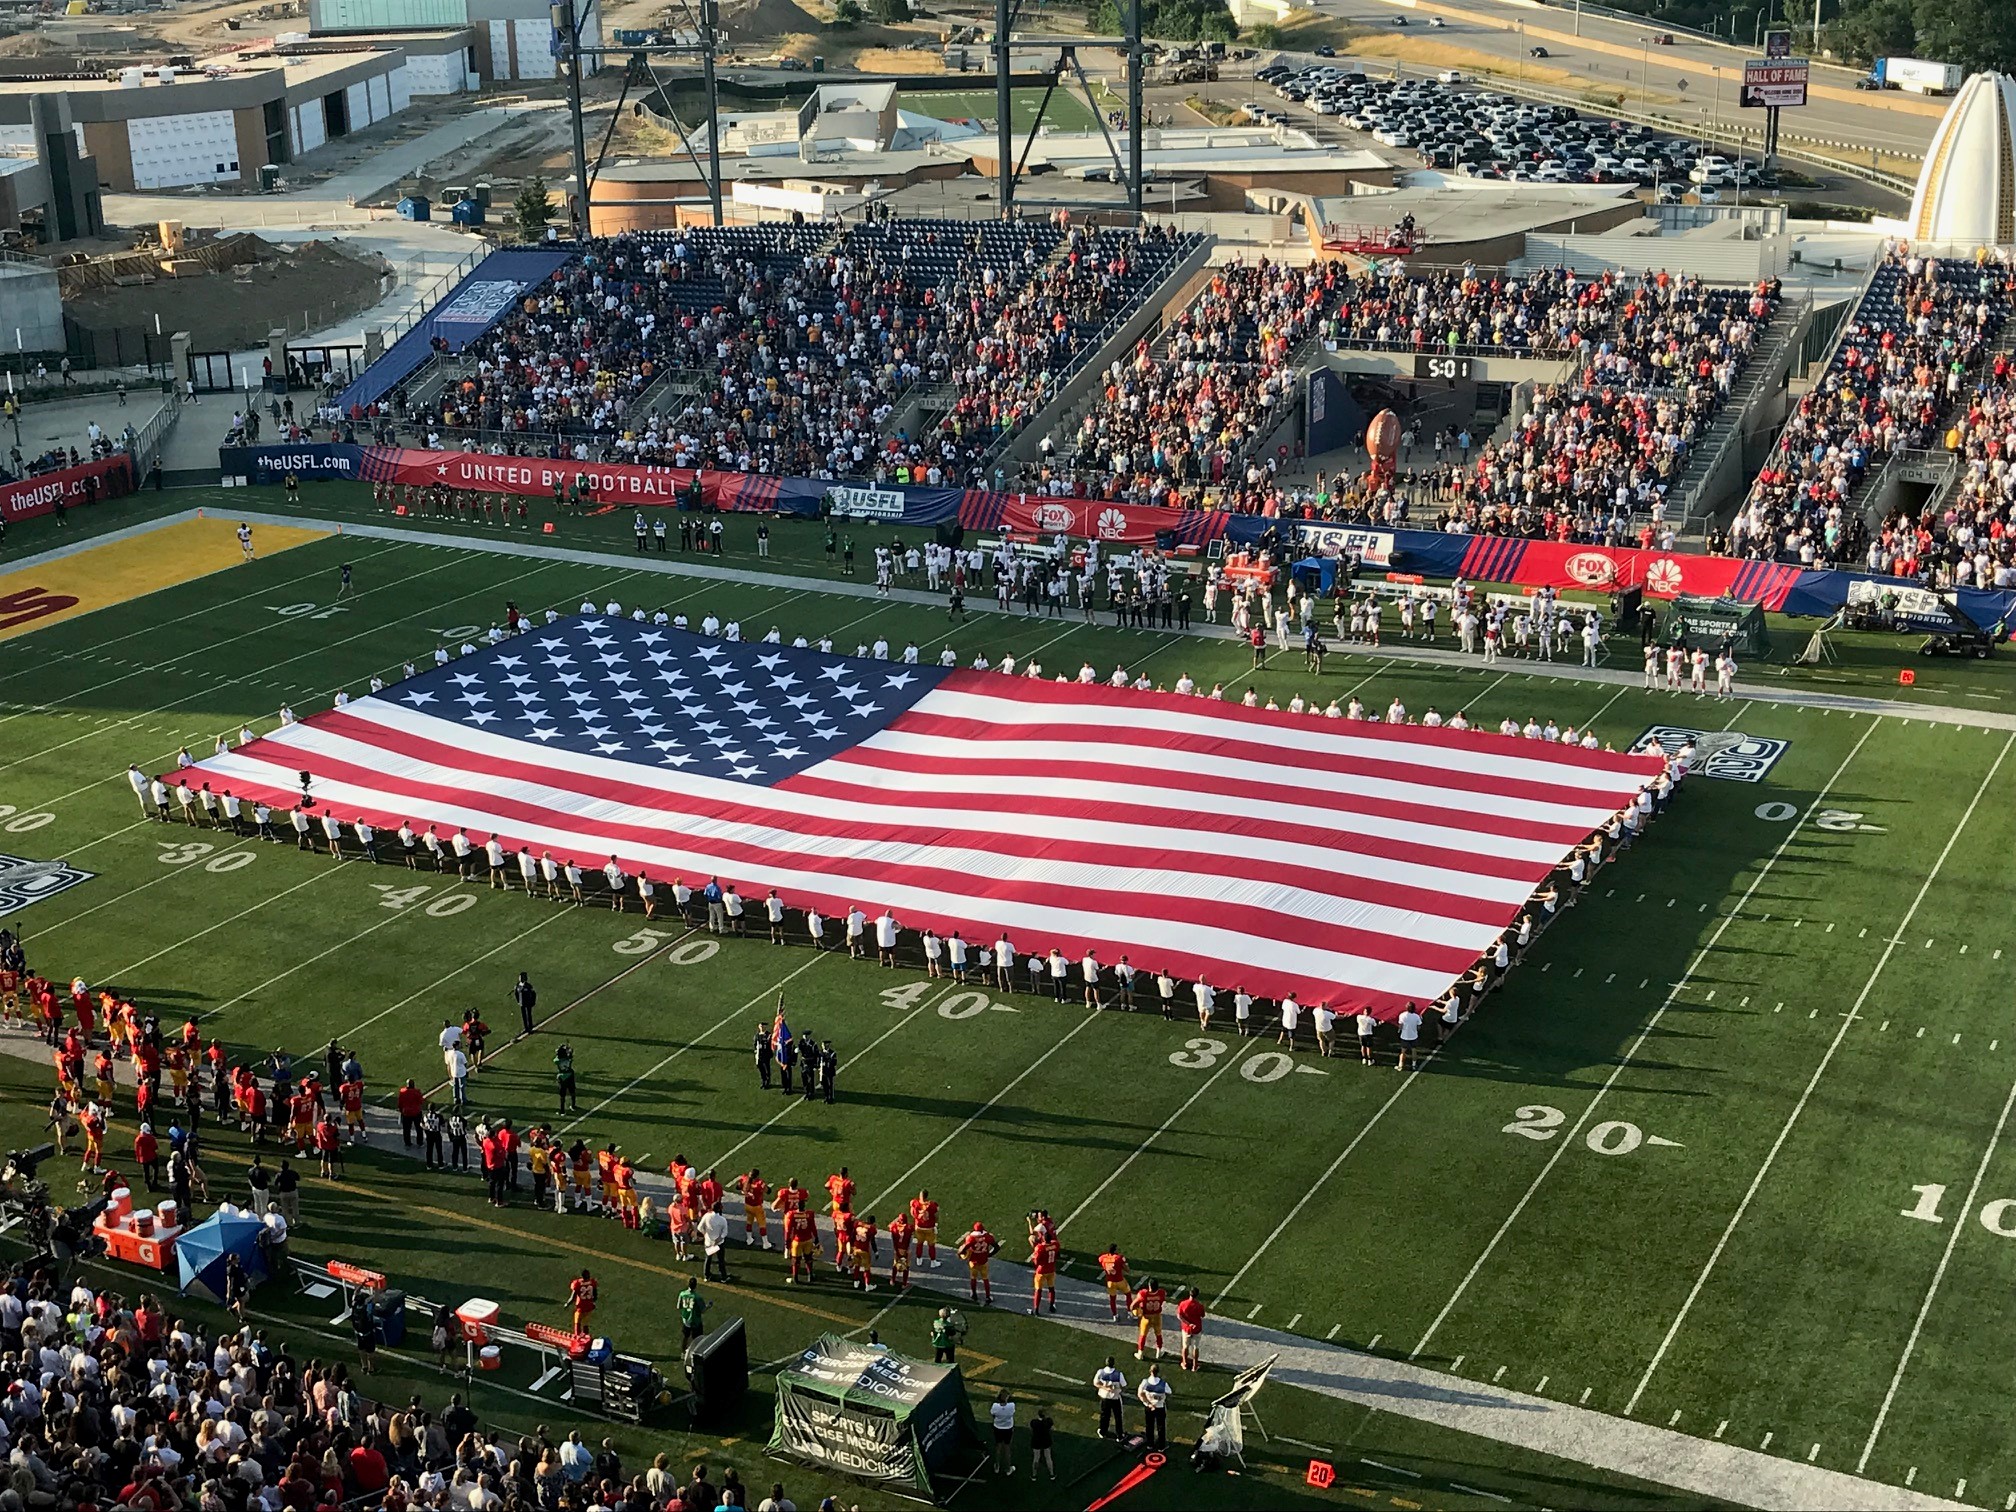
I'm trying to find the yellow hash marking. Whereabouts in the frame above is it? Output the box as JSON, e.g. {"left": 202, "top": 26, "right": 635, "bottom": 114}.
{"left": 0, "top": 517, "right": 329, "bottom": 642}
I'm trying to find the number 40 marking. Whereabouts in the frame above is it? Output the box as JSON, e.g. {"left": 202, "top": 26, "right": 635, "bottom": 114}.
{"left": 1902, "top": 1183, "right": 2016, "bottom": 1236}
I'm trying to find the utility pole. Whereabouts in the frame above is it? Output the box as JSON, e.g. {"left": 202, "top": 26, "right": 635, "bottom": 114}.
{"left": 699, "top": 0, "right": 723, "bottom": 225}
{"left": 1126, "top": 0, "right": 1142, "bottom": 220}
{"left": 995, "top": 0, "right": 1013, "bottom": 216}
{"left": 557, "top": 0, "right": 591, "bottom": 239}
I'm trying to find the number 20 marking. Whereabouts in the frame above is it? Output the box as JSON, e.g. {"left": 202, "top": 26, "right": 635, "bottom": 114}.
{"left": 1502, "top": 1105, "right": 1646, "bottom": 1156}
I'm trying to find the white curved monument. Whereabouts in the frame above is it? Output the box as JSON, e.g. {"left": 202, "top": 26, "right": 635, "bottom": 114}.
{"left": 1908, "top": 71, "right": 2016, "bottom": 247}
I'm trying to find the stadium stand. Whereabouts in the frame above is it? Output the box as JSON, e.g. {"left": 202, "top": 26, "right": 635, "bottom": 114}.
{"left": 1318, "top": 263, "right": 1618, "bottom": 356}
{"left": 1869, "top": 349, "right": 2016, "bottom": 587}
{"left": 1732, "top": 247, "right": 2016, "bottom": 564}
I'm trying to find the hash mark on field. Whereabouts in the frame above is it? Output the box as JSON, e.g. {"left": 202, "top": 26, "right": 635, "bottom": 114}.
{"left": 1492, "top": 1366, "right": 1506, "bottom": 1383}
{"left": 1327, "top": 1325, "right": 1341, "bottom": 1340}
{"left": 2000, "top": 1492, "right": 2011, "bottom": 1510}
{"left": 1638, "top": 978, "right": 1649, "bottom": 990}
{"left": 1367, "top": 1334, "right": 1381, "bottom": 1350}
{"left": 1605, "top": 888, "right": 1615, "bottom": 898}
{"left": 1573, "top": 967, "right": 1582, "bottom": 978}
{"left": 1761, "top": 1433, "right": 1773, "bottom": 1451}
{"left": 1998, "top": 949, "right": 2005, "bottom": 961}
{"left": 1668, "top": 1410, "right": 1682, "bottom": 1427}
{"left": 1906, "top": 1467, "right": 1917, "bottom": 1487}
{"left": 1666, "top": 898, "right": 1676, "bottom": 908}
{"left": 1700, "top": 902, "right": 1709, "bottom": 913}
{"left": 1792, "top": 917, "right": 1802, "bottom": 928}
{"left": 1917, "top": 1027, "right": 1926, "bottom": 1039}
{"left": 1881, "top": 1021, "right": 1890, "bottom": 1032}
{"left": 1714, "top": 1421, "right": 1727, "bottom": 1439}
{"left": 1954, "top": 1033, "right": 1963, "bottom": 1046}
{"left": 1636, "top": 894, "right": 1645, "bottom": 903}
{"left": 1994, "top": 1040, "right": 2000, "bottom": 1051}
{"left": 1826, "top": 922, "right": 1834, "bottom": 933}
{"left": 1360, "top": 1460, "right": 1420, "bottom": 1480}
{"left": 1245, "top": 1303, "right": 1263, "bottom": 1320}
{"left": 1809, "top": 1009, "right": 1818, "bottom": 1020}
{"left": 1541, "top": 962, "right": 1551, "bottom": 973}
{"left": 1955, "top": 1480, "right": 1966, "bottom": 1499}
{"left": 1534, "top": 1376, "right": 1548, "bottom": 1394}
{"left": 1605, "top": 973, "right": 1615, "bottom": 984}
{"left": 1287, "top": 1312, "right": 1302, "bottom": 1330}
{"left": 1705, "top": 990, "right": 1716, "bottom": 1002}
{"left": 1579, "top": 1388, "right": 1592, "bottom": 1405}
{"left": 1926, "top": 939, "right": 1935, "bottom": 949}
{"left": 1740, "top": 996, "right": 1750, "bottom": 1007}
{"left": 1775, "top": 1004, "right": 1784, "bottom": 1014}
{"left": 1451, "top": 1355, "right": 1465, "bottom": 1373}
{"left": 1808, "top": 1444, "right": 1820, "bottom": 1462}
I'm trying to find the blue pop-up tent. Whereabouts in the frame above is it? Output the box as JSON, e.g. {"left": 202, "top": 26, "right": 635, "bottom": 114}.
{"left": 176, "top": 1211, "right": 269, "bottom": 1303}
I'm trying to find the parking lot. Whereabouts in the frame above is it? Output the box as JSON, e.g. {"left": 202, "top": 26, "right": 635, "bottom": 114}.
{"left": 1246, "top": 58, "right": 1777, "bottom": 202}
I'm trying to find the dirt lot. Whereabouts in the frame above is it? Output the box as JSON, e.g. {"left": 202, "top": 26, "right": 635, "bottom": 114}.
{"left": 66, "top": 238, "right": 390, "bottom": 352}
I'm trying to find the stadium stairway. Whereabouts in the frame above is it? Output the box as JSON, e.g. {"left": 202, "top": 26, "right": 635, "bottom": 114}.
{"left": 1654, "top": 293, "right": 1813, "bottom": 537}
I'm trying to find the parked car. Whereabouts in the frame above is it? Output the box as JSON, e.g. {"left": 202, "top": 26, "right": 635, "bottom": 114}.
{"left": 1528, "top": 44, "right": 1549, "bottom": 57}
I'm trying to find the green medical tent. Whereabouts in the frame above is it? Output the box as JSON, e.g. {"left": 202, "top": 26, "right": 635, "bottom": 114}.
{"left": 768, "top": 1335, "right": 983, "bottom": 1502}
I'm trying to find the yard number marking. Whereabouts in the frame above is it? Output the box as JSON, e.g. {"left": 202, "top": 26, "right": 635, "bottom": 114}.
{"left": 156, "top": 841, "right": 257, "bottom": 873}
{"left": 367, "top": 883, "right": 476, "bottom": 917}
{"left": 267, "top": 601, "right": 350, "bottom": 621}
{"left": 1503, "top": 1105, "right": 1679, "bottom": 1155}
{"left": 0, "top": 805, "right": 55, "bottom": 833}
{"left": 610, "top": 927, "right": 717, "bottom": 963}
{"left": 1754, "top": 802, "right": 1884, "bottom": 833}
{"left": 1900, "top": 1183, "right": 2016, "bottom": 1236}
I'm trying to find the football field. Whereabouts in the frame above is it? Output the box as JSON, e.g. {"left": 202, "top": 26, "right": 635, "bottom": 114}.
{"left": 2, "top": 490, "right": 2013, "bottom": 1511}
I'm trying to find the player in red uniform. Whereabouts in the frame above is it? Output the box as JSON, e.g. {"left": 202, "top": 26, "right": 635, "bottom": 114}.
{"left": 338, "top": 1074, "right": 366, "bottom": 1141}
{"left": 849, "top": 1213, "right": 878, "bottom": 1291}
{"left": 734, "top": 1169, "right": 770, "bottom": 1248}
{"left": 1130, "top": 1278, "right": 1167, "bottom": 1361}
{"left": 1176, "top": 1287, "right": 1207, "bottom": 1372}
{"left": 886, "top": 1209, "right": 914, "bottom": 1288}
{"left": 909, "top": 1189, "right": 941, "bottom": 1268}
{"left": 824, "top": 1167, "right": 855, "bottom": 1223}
{"left": 289, "top": 1088, "right": 316, "bottom": 1154}
{"left": 783, "top": 1205, "right": 820, "bottom": 1284}
{"left": 956, "top": 1221, "right": 999, "bottom": 1307}
{"left": 568, "top": 1269, "right": 599, "bottom": 1334}
{"left": 0, "top": 962, "right": 19, "bottom": 1024}
{"left": 1029, "top": 1230, "right": 1060, "bottom": 1315}
{"left": 1097, "top": 1245, "right": 1130, "bottom": 1319}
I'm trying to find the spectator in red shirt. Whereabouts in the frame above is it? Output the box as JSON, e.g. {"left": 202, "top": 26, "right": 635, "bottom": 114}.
{"left": 396, "top": 1079, "right": 424, "bottom": 1147}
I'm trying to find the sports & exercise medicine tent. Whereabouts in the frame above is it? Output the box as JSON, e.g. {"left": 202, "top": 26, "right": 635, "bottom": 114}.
{"left": 768, "top": 1334, "right": 983, "bottom": 1502}
{"left": 1664, "top": 594, "right": 1771, "bottom": 658}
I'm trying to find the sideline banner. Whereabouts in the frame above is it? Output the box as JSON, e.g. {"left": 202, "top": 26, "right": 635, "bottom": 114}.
{"left": 219, "top": 444, "right": 366, "bottom": 483}
{"left": 0, "top": 455, "right": 134, "bottom": 524}
{"left": 959, "top": 491, "right": 1236, "bottom": 547}
{"left": 362, "top": 447, "right": 697, "bottom": 504}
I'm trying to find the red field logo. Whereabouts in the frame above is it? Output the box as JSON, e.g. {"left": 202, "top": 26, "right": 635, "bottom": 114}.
{"left": 0, "top": 586, "right": 80, "bottom": 632}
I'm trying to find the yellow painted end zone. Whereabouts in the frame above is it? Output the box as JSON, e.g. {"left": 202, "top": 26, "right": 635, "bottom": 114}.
{"left": 0, "top": 517, "right": 330, "bottom": 643}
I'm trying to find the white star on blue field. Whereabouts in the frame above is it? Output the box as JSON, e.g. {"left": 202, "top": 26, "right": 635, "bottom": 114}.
{"left": 389, "top": 618, "right": 948, "bottom": 783}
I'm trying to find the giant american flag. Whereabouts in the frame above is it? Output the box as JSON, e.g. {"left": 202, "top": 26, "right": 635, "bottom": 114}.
{"left": 183, "top": 616, "right": 1662, "bottom": 1014}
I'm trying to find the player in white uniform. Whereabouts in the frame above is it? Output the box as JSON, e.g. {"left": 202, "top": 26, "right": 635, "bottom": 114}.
{"left": 1715, "top": 652, "right": 1737, "bottom": 696}
{"left": 237, "top": 523, "right": 255, "bottom": 561}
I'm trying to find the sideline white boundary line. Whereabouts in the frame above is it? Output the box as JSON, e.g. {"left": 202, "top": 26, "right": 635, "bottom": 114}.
{"left": 1406, "top": 716, "right": 1887, "bottom": 1363}
{"left": 1628, "top": 730, "right": 2016, "bottom": 1416}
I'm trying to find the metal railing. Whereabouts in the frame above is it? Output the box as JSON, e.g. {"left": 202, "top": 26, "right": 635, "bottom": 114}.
{"left": 377, "top": 244, "right": 489, "bottom": 350}
{"left": 125, "top": 395, "right": 183, "bottom": 477}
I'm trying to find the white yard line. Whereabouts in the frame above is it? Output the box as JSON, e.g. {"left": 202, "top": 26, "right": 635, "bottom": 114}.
{"left": 1212, "top": 1040, "right": 1447, "bottom": 1310}
{"left": 558, "top": 950, "right": 833, "bottom": 1135}
{"left": 0, "top": 541, "right": 411, "bottom": 725}
{"left": 1407, "top": 717, "right": 1886, "bottom": 1363}
{"left": 32, "top": 840, "right": 253, "bottom": 935}
{"left": 1626, "top": 730, "right": 2016, "bottom": 1416}
{"left": 337, "top": 906, "right": 574, "bottom": 1043}
{"left": 0, "top": 555, "right": 600, "bottom": 777}
{"left": 0, "top": 534, "right": 381, "bottom": 692}
{"left": 1858, "top": 1072, "right": 2016, "bottom": 1472}
{"left": 102, "top": 867, "right": 341, "bottom": 981}
{"left": 864, "top": 1006, "right": 1105, "bottom": 1215}
{"left": 705, "top": 980, "right": 959, "bottom": 1172}
{"left": 200, "top": 878, "right": 477, "bottom": 1023}
{"left": 1060, "top": 1046, "right": 1246, "bottom": 1234}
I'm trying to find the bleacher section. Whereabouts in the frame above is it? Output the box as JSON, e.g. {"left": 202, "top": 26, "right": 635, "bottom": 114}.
{"left": 1732, "top": 248, "right": 2016, "bottom": 565}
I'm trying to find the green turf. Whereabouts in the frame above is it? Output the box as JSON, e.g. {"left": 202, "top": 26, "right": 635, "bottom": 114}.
{"left": 897, "top": 87, "right": 1111, "bottom": 136}
{"left": 2, "top": 488, "right": 2014, "bottom": 1509}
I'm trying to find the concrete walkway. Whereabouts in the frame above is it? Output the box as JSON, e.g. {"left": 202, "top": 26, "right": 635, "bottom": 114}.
{"left": 0, "top": 1008, "right": 1966, "bottom": 1512}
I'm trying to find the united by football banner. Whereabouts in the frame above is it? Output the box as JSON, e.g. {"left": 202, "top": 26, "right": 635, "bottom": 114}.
{"left": 0, "top": 455, "right": 133, "bottom": 523}
{"left": 178, "top": 616, "right": 1660, "bottom": 1015}
{"left": 361, "top": 447, "right": 698, "bottom": 505}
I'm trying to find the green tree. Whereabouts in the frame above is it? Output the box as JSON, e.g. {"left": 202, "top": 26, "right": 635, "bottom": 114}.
{"left": 870, "top": 0, "right": 907, "bottom": 20}
{"left": 514, "top": 176, "right": 555, "bottom": 240}
{"left": 832, "top": 0, "right": 864, "bottom": 23}
{"left": 1247, "top": 20, "right": 1282, "bottom": 46}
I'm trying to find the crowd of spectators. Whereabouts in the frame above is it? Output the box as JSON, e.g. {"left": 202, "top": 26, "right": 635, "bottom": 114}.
{"left": 1047, "top": 257, "right": 1345, "bottom": 508}
{"left": 0, "top": 1251, "right": 801, "bottom": 1512}
{"left": 1732, "top": 245, "right": 2014, "bottom": 564}
{"left": 1318, "top": 262, "right": 1617, "bottom": 355}
{"left": 348, "top": 219, "right": 1199, "bottom": 490}
{"left": 1865, "top": 351, "right": 2016, "bottom": 587}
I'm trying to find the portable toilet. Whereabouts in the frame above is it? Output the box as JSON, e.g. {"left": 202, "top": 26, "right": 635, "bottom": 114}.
{"left": 395, "top": 194, "right": 431, "bottom": 221}
{"left": 471, "top": 181, "right": 492, "bottom": 208}
{"left": 450, "top": 197, "right": 484, "bottom": 226}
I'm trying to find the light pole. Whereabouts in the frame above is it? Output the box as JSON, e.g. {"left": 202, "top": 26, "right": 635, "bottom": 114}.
{"left": 1639, "top": 34, "right": 1649, "bottom": 104}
